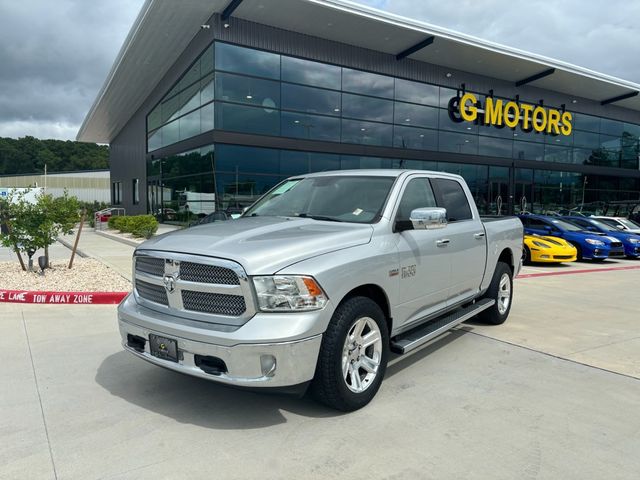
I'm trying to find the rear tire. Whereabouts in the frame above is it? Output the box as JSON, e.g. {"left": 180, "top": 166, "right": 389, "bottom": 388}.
{"left": 523, "top": 246, "right": 531, "bottom": 265}
{"left": 311, "top": 296, "right": 389, "bottom": 412}
{"left": 478, "top": 262, "right": 513, "bottom": 325}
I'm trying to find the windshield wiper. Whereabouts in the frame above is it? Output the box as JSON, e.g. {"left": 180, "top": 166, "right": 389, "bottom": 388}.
{"left": 296, "top": 213, "right": 343, "bottom": 222}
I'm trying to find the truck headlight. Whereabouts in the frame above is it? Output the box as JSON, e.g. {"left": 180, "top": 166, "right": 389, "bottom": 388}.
{"left": 253, "top": 276, "right": 328, "bottom": 311}
{"left": 585, "top": 238, "right": 605, "bottom": 246}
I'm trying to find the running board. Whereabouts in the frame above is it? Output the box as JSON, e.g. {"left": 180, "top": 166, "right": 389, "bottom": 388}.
{"left": 390, "top": 298, "right": 495, "bottom": 355}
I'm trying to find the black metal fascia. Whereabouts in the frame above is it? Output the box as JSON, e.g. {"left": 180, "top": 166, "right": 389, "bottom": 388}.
{"left": 222, "top": 0, "right": 244, "bottom": 21}
{"left": 515, "top": 68, "right": 556, "bottom": 87}
{"left": 600, "top": 91, "right": 639, "bottom": 106}
{"left": 396, "top": 36, "right": 435, "bottom": 61}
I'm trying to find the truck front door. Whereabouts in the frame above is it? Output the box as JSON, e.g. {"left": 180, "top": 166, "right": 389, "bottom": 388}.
{"left": 393, "top": 176, "right": 451, "bottom": 327}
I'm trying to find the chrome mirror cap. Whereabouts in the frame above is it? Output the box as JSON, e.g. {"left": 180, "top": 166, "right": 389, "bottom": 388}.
{"left": 410, "top": 207, "right": 447, "bottom": 230}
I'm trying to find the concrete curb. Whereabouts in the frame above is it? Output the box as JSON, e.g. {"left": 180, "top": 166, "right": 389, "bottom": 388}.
{"left": 0, "top": 289, "right": 128, "bottom": 305}
{"left": 57, "top": 236, "right": 89, "bottom": 258}
{"left": 94, "top": 229, "right": 142, "bottom": 247}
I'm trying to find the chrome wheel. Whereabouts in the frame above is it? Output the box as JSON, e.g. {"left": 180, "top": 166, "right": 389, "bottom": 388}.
{"left": 497, "top": 273, "right": 511, "bottom": 315}
{"left": 341, "top": 316, "right": 383, "bottom": 393}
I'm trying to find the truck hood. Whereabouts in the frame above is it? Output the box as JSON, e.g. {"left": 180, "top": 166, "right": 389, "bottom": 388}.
{"left": 137, "top": 216, "right": 374, "bottom": 274}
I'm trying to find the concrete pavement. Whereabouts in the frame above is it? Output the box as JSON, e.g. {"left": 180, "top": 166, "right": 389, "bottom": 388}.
{"left": 2, "top": 262, "right": 640, "bottom": 480}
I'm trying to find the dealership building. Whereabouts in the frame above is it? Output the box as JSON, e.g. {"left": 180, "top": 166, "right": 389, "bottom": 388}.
{"left": 78, "top": 0, "right": 640, "bottom": 218}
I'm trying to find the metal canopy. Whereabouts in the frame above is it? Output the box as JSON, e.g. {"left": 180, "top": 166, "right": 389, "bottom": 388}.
{"left": 515, "top": 68, "right": 555, "bottom": 87}
{"left": 601, "top": 91, "right": 639, "bottom": 106}
{"left": 396, "top": 36, "right": 435, "bottom": 61}
{"left": 77, "top": 0, "right": 640, "bottom": 143}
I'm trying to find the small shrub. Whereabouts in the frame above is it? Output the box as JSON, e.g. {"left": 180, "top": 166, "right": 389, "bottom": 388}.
{"left": 109, "top": 214, "right": 158, "bottom": 239}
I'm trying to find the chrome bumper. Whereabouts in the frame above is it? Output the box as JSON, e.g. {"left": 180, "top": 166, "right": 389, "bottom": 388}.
{"left": 119, "top": 318, "right": 322, "bottom": 388}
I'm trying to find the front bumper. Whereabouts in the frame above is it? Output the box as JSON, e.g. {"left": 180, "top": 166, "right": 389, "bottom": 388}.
{"left": 117, "top": 293, "right": 328, "bottom": 388}
{"left": 119, "top": 318, "right": 322, "bottom": 388}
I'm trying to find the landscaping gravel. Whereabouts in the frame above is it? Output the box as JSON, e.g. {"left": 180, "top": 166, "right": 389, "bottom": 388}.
{"left": 0, "top": 258, "right": 131, "bottom": 292}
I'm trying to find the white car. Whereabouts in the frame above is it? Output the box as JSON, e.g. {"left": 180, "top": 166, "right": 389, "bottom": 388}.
{"left": 591, "top": 216, "right": 640, "bottom": 235}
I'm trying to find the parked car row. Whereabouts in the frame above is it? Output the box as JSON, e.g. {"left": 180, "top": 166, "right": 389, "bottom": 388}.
{"left": 519, "top": 214, "right": 640, "bottom": 264}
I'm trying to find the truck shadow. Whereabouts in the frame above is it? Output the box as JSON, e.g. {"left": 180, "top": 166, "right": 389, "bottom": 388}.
{"left": 95, "top": 351, "right": 341, "bottom": 430}
{"left": 96, "top": 330, "right": 470, "bottom": 429}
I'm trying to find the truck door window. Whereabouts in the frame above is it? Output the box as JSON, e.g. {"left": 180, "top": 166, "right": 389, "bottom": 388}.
{"left": 395, "top": 178, "right": 437, "bottom": 230}
{"left": 431, "top": 178, "right": 472, "bottom": 222}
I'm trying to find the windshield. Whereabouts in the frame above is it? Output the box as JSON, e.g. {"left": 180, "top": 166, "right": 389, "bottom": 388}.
{"left": 550, "top": 219, "right": 582, "bottom": 231}
{"left": 243, "top": 175, "right": 396, "bottom": 224}
{"left": 619, "top": 218, "right": 640, "bottom": 229}
{"left": 588, "top": 219, "right": 616, "bottom": 232}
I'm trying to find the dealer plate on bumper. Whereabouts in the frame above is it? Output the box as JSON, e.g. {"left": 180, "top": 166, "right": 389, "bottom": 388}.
{"left": 149, "top": 334, "right": 178, "bottom": 362}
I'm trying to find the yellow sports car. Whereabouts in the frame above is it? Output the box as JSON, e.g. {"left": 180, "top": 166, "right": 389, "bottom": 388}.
{"left": 523, "top": 234, "right": 577, "bottom": 264}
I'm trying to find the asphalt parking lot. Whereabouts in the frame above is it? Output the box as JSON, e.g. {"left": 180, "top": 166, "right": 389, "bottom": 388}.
{"left": 2, "top": 259, "right": 640, "bottom": 480}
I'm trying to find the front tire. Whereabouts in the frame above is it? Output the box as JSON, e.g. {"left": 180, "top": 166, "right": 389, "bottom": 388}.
{"left": 478, "top": 262, "right": 513, "bottom": 325}
{"left": 311, "top": 296, "right": 389, "bottom": 411}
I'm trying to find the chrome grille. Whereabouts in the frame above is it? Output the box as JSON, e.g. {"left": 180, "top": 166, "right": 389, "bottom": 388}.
{"left": 182, "top": 291, "right": 246, "bottom": 316}
{"left": 180, "top": 262, "right": 239, "bottom": 285}
{"left": 133, "top": 252, "right": 254, "bottom": 325}
{"left": 136, "top": 279, "right": 168, "bottom": 305}
{"left": 135, "top": 256, "right": 165, "bottom": 277}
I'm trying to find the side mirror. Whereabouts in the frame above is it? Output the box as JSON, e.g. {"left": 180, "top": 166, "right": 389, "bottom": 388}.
{"left": 543, "top": 225, "right": 553, "bottom": 232}
{"left": 615, "top": 225, "right": 624, "bottom": 230}
{"left": 410, "top": 207, "right": 447, "bottom": 230}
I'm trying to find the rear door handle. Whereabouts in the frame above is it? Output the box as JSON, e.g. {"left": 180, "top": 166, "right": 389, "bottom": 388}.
{"left": 436, "top": 239, "right": 450, "bottom": 247}
{"left": 474, "top": 232, "right": 485, "bottom": 239}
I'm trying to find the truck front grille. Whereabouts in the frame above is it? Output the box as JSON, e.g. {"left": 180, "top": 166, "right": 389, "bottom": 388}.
{"left": 135, "top": 256, "right": 165, "bottom": 277}
{"left": 136, "top": 279, "right": 168, "bottom": 306}
{"left": 133, "top": 252, "right": 255, "bottom": 326}
{"left": 182, "top": 290, "right": 246, "bottom": 316}
{"left": 179, "top": 262, "right": 239, "bottom": 285}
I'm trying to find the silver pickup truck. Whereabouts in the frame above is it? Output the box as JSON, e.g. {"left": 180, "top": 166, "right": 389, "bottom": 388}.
{"left": 118, "top": 170, "right": 523, "bottom": 411}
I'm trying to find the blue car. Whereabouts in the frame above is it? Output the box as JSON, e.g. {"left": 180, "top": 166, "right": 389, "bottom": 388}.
{"left": 562, "top": 216, "right": 640, "bottom": 258}
{"left": 518, "top": 214, "right": 624, "bottom": 260}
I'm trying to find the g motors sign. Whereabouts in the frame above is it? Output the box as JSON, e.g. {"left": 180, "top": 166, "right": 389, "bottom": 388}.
{"left": 449, "top": 92, "right": 573, "bottom": 136}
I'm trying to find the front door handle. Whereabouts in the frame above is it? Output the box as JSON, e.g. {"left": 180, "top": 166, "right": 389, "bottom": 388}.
{"left": 436, "top": 239, "right": 450, "bottom": 247}
{"left": 474, "top": 232, "right": 485, "bottom": 239}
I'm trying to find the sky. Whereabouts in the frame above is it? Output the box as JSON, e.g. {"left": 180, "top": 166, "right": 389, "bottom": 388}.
{"left": 0, "top": 0, "right": 638, "bottom": 141}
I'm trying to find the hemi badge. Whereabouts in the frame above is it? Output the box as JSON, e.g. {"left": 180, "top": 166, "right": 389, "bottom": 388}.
{"left": 389, "top": 269, "right": 399, "bottom": 277}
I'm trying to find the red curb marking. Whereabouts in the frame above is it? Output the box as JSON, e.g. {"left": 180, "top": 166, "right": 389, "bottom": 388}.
{"left": 517, "top": 264, "right": 640, "bottom": 279}
{"left": 0, "top": 289, "right": 129, "bottom": 305}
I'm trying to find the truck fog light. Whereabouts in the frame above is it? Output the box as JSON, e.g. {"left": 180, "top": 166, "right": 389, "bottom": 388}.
{"left": 260, "top": 355, "right": 276, "bottom": 377}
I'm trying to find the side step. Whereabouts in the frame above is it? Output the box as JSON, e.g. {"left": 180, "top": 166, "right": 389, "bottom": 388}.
{"left": 390, "top": 298, "right": 495, "bottom": 355}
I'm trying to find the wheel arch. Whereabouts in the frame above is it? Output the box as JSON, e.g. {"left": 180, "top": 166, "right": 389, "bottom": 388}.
{"left": 340, "top": 284, "right": 392, "bottom": 335}
{"left": 498, "top": 248, "right": 515, "bottom": 272}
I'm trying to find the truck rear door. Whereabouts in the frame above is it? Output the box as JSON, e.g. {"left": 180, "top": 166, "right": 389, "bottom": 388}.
{"left": 430, "top": 178, "right": 486, "bottom": 306}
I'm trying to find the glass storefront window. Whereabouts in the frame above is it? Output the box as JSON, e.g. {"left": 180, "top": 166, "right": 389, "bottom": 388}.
{"left": 393, "top": 125, "right": 438, "bottom": 151}
{"left": 281, "top": 56, "right": 341, "bottom": 89}
{"left": 341, "top": 93, "right": 393, "bottom": 122}
{"left": 281, "top": 83, "right": 341, "bottom": 116}
{"left": 600, "top": 118, "right": 624, "bottom": 137}
{"left": 281, "top": 112, "right": 340, "bottom": 142}
{"left": 341, "top": 119, "right": 392, "bottom": 146}
{"left": 216, "top": 102, "right": 280, "bottom": 136}
{"left": 215, "top": 72, "right": 280, "bottom": 109}
{"left": 215, "top": 42, "right": 280, "bottom": 79}
{"left": 342, "top": 68, "right": 394, "bottom": 98}
{"left": 394, "top": 102, "right": 438, "bottom": 129}
{"left": 438, "top": 131, "right": 478, "bottom": 154}
{"left": 479, "top": 136, "right": 513, "bottom": 158}
{"left": 394, "top": 78, "right": 439, "bottom": 106}
{"left": 513, "top": 141, "right": 544, "bottom": 161}
{"left": 573, "top": 113, "right": 600, "bottom": 133}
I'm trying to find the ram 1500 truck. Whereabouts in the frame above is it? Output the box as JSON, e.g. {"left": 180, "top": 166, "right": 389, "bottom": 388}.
{"left": 118, "top": 170, "right": 523, "bottom": 411}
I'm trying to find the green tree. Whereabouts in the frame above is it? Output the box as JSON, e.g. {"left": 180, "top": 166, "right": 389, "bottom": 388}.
{"left": 0, "top": 190, "right": 80, "bottom": 270}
